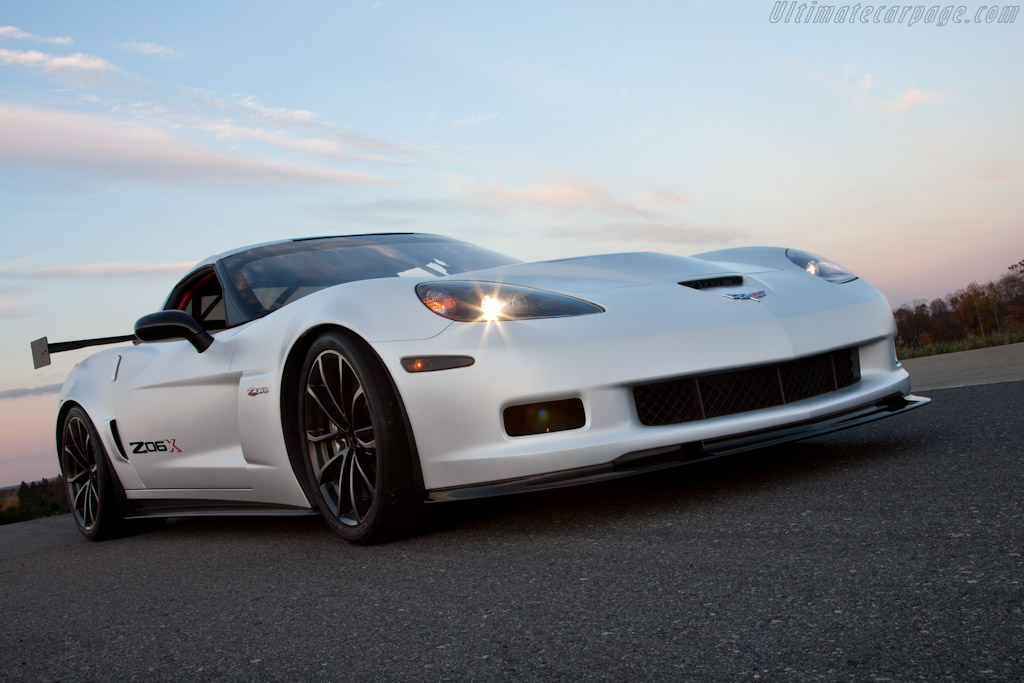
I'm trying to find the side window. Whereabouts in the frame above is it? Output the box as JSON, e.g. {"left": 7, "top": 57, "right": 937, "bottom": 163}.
{"left": 166, "top": 269, "right": 228, "bottom": 332}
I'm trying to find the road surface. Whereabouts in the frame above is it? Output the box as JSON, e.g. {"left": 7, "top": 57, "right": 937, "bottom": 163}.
{"left": 2, "top": 347, "right": 1021, "bottom": 681}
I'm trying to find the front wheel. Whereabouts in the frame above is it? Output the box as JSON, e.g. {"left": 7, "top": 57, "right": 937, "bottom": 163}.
{"left": 59, "top": 407, "right": 125, "bottom": 540}
{"left": 298, "top": 332, "right": 421, "bottom": 544}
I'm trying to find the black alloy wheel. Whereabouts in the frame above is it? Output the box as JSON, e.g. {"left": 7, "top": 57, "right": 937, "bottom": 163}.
{"left": 300, "top": 332, "right": 420, "bottom": 543}
{"left": 60, "top": 407, "right": 124, "bottom": 540}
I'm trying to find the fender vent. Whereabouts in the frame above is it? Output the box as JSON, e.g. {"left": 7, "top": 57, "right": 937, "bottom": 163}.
{"left": 680, "top": 276, "right": 744, "bottom": 290}
{"left": 634, "top": 347, "right": 861, "bottom": 426}
{"left": 109, "top": 419, "right": 130, "bottom": 461}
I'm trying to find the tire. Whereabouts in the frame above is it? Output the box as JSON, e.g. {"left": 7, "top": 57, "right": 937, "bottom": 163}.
{"left": 59, "top": 407, "right": 125, "bottom": 541}
{"left": 298, "top": 332, "right": 421, "bottom": 544}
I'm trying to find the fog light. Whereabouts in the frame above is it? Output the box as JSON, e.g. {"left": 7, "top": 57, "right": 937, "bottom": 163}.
{"left": 503, "top": 398, "right": 586, "bottom": 437}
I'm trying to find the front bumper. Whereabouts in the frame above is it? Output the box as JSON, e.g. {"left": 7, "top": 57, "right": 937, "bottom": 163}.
{"left": 428, "top": 392, "right": 930, "bottom": 501}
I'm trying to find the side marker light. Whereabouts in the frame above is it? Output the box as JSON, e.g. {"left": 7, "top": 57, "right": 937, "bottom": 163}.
{"left": 400, "top": 356, "right": 475, "bottom": 373}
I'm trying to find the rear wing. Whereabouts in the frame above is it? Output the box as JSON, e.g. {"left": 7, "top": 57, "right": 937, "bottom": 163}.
{"left": 31, "top": 335, "right": 136, "bottom": 369}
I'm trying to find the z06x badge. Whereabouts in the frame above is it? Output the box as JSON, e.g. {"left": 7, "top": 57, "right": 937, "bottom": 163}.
{"left": 129, "top": 439, "right": 182, "bottom": 454}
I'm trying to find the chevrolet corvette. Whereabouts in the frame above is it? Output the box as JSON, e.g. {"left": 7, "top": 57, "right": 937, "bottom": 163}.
{"left": 32, "top": 233, "right": 928, "bottom": 543}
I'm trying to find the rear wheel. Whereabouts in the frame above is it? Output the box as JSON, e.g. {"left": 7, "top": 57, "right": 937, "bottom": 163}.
{"left": 60, "top": 407, "right": 124, "bottom": 540}
{"left": 299, "top": 332, "right": 421, "bottom": 544}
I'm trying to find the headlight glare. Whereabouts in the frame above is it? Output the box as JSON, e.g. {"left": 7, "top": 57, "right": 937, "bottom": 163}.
{"left": 785, "top": 249, "right": 857, "bottom": 284}
{"left": 416, "top": 281, "right": 604, "bottom": 322}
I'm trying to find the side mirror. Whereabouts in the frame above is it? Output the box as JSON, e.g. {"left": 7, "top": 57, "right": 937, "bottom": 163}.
{"left": 134, "top": 310, "right": 214, "bottom": 353}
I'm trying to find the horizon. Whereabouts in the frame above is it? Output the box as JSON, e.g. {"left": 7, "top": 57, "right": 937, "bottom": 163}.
{"left": 1, "top": 1, "right": 1022, "bottom": 485}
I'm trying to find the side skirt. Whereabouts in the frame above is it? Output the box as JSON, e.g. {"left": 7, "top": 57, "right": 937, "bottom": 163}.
{"left": 122, "top": 499, "right": 318, "bottom": 519}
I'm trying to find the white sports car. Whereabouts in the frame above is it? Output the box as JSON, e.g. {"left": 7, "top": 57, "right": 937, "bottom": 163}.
{"left": 34, "top": 233, "right": 928, "bottom": 543}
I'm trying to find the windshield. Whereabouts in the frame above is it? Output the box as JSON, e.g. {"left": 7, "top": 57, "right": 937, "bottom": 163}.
{"left": 221, "top": 234, "right": 519, "bottom": 320}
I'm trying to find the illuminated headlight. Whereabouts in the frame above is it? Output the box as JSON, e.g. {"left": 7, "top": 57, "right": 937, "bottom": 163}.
{"left": 416, "top": 281, "right": 604, "bottom": 322}
{"left": 785, "top": 249, "right": 858, "bottom": 284}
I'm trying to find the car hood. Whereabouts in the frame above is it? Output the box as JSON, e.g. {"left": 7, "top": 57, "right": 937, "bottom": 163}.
{"left": 448, "top": 252, "right": 778, "bottom": 294}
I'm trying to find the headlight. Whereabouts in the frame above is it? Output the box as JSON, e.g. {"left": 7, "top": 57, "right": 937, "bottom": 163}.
{"left": 416, "top": 281, "right": 604, "bottom": 322}
{"left": 785, "top": 249, "right": 858, "bottom": 284}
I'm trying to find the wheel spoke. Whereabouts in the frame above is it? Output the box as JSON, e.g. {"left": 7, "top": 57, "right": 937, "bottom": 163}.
{"left": 349, "top": 455, "right": 364, "bottom": 521}
{"left": 306, "top": 427, "right": 340, "bottom": 443}
{"left": 64, "top": 445, "right": 90, "bottom": 474}
{"left": 73, "top": 480, "right": 88, "bottom": 512}
{"left": 68, "top": 419, "right": 85, "bottom": 456}
{"left": 306, "top": 384, "right": 350, "bottom": 432}
{"left": 66, "top": 468, "right": 89, "bottom": 484}
{"left": 352, "top": 425, "right": 375, "bottom": 450}
{"left": 85, "top": 481, "right": 98, "bottom": 527}
{"left": 317, "top": 447, "right": 348, "bottom": 488}
{"left": 336, "top": 461, "right": 346, "bottom": 517}
{"left": 352, "top": 450, "right": 375, "bottom": 494}
{"left": 321, "top": 354, "right": 353, "bottom": 431}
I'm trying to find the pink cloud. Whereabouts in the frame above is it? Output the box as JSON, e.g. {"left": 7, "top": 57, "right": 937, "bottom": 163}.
{"left": 0, "top": 47, "right": 117, "bottom": 72}
{"left": 880, "top": 88, "right": 950, "bottom": 114}
{"left": 120, "top": 41, "right": 179, "bottom": 58}
{"left": 0, "top": 103, "right": 395, "bottom": 187}
{"left": 23, "top": 262, "right": 197, "bottom": 278}
{"left": 0, "top": 292, "right": 30, "bottom": 318}
{"left": 0, "top": 25, "right": 72, "bottom": 44}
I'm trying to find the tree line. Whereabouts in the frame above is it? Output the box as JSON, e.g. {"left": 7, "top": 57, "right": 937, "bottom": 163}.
{"left": 893, "top": 260, "right": 1024, "bottom": 355}
{"left": 0, "top": 478, "right": 70, "bottom": 525}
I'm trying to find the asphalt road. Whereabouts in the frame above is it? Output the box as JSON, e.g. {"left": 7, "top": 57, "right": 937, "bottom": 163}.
{"left": 2, "top": 365, "right": 1022, "bottom": 680}
{"left": 901, "top": 342, "right": 1024, "bottom": 391}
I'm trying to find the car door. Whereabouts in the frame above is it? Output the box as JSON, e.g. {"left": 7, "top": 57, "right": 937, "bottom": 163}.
{"left": 108, "top": 267, "right": 252, "bottom": 491}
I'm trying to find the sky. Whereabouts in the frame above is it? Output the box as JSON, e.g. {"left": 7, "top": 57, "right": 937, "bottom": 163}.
{"left": 1, "top": 1, "right": 1021, "bottom": 486}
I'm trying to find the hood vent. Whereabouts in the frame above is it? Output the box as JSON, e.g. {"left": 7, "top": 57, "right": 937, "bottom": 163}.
{"left": 680, "top": 275, "right": 743, "bottom": 290}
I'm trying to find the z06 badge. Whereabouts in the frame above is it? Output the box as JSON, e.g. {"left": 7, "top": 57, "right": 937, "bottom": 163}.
{"left": 129, "top": 439, "right": 182, "bottom": 454}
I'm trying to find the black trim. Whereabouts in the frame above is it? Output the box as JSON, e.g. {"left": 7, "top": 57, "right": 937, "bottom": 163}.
{"left": 427, "top": 393, "right": 930, "bottom": 502}
{"left": 122, "top": 499, "right": 317, "bottom": 519}
{"left": 292, "top": 233, "right": 415, "bottom": 242}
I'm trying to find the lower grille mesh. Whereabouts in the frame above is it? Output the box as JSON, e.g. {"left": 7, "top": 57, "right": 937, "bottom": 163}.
{"left": 634, "top": 347, "right": 861, "bottom": 427}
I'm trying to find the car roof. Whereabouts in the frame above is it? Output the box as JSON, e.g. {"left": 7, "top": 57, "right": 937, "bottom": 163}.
{"left": 189, "top": 232, "right": 434, "bottom": 271}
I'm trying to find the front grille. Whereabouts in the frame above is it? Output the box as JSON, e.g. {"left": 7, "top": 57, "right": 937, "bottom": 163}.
{"left": 634, "top": 347, "right": 861, "bottom": 426}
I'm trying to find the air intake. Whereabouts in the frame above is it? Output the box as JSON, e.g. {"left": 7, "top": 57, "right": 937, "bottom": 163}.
{"left": 680, "top": 276, "right": 744, "bottom": 290}
{"left": 633, "top": 347, "right": 861, "bottom": 426}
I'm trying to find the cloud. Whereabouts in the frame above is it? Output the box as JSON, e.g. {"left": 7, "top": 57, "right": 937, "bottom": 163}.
{"left": 578, "top": 221, "right": 747, "bottom": 245}
{"left": 0, "top": 47, "right": 118, "bottom": 73}
{"left": 120, "top": 41, "right": 179, "bottom": 59}
{"left": 326, "top": 176, "right": 734, "bottom": 246}
{"left": 192, "top": 95, "right": 430, "bottom": 162}
{"left": 0, "top": 384, "right": 62, "bottom": 401}
{"left": 0, "top": 103, "right": 395, "bottom": 187}
{"left": 235, "top": 95, "right": 317, "bottom": 127}
{"left": 200, "top": 121, "right": 393, "bottom": 163}
{"left": 0, "top": 292, "right": 30, "bottom": 318}
{"left": 454, "top": 112, "right": 501, "bottom": 126}
{"left": 450, "top": 176, "right": 656, "bottom": 219}
{"left": 0, "top": 25, "right": 72, "bottom": 44}
{"left": 0, "top": 258, "right": 34, "bottom": 272}
{"left": 975, "top": 159, "right": 1016, "bottom": 182}
{"left": 20, "top": 262, "right": 197, "bottom": 278}
{"left": 633, "top": 189, "right": 695, "bottom": 208}
{"left": 881, "top": 88, "right": 949, "bottom": 114}
{"left": 864, "top": 87, "right": 950, "bottom": 115}
{"left": 1, "top": 40, "right": 428, "bottom": 168}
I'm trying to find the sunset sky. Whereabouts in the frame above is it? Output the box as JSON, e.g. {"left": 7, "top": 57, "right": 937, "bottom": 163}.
{"left": 1, "top": 1, "right": 1022, "bottom": 485}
